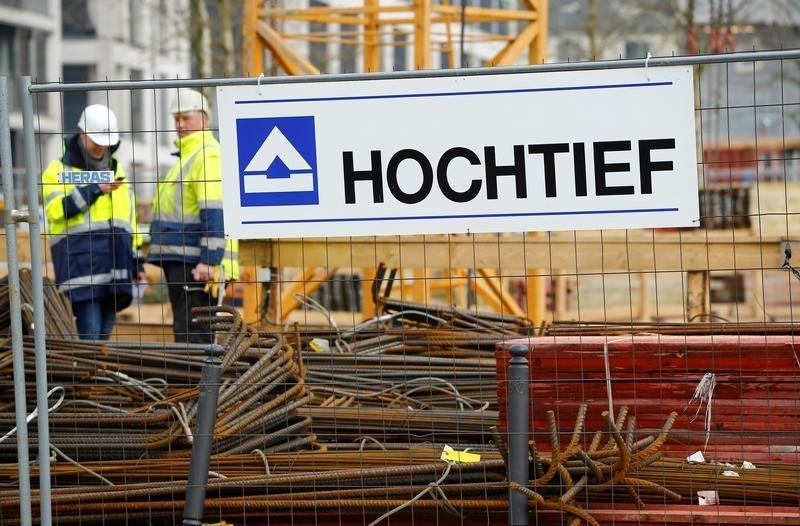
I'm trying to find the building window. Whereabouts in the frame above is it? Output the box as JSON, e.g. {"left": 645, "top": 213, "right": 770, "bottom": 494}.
{"left": 62, "top": 65, "right": 91, "bottom": 135}
{"left": 393, "top": 30, "right": 407, "bottom": 71}
{"left": 340, "top": 24, "right": 357, "bottom": 73}
{"left": 0, "top": 0, "right": 50, "bottom": 13}
{"left": 309, "top": 0, "right": 328, "bottom": 73}
{"left": 130, "top": 69, "right": 145, "bottom": 133}
{"left": 62, "top": 0, "right": 96, "bottom": 38}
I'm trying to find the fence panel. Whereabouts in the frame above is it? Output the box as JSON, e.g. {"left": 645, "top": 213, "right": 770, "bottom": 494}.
{"left": 0, "top": 49, "right": 799, "bottom": 525}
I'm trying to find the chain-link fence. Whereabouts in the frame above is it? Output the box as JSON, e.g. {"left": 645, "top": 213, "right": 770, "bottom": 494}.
{"left": 1, "top": 48, "right": 800, "bottom": 525}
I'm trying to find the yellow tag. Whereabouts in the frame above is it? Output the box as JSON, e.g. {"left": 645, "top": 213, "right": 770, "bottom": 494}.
{"left": 309, "top": 339, "right": 329, "bottom": 352}
{"left": 441, "top": 445, "right": 480, "bottom": 463}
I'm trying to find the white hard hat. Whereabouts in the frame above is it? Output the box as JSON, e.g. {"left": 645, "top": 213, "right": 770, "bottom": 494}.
{"left": 77, "top": 104, "right": 119, "bottom": 147}
{"left": 170, "top": 89, "right": 211, "bottom": 115}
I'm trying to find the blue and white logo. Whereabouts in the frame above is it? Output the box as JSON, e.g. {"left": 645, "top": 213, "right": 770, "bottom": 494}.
{"left": 236, "top": 116, "right": 318, "bottom": 207}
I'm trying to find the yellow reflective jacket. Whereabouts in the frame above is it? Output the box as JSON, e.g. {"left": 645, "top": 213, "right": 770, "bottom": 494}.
{"left": 41, "top": 136, "right": 143, "bottom": 304}
{"left": 147, "top": 130, "right": 239, "bottom": 281}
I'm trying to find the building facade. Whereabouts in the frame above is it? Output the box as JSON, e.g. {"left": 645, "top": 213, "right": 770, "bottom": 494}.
{"left": 2, "top": 0, "right": 193, "bottom": 211}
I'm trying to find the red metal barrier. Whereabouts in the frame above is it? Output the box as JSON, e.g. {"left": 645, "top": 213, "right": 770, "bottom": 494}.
{"left": 496, "top": 335, "right": 800, "bottom": 463}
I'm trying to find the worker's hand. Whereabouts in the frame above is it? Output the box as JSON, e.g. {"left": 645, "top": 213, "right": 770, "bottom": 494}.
{"left": 98, "top": 180, "right": 123, "bottom": 194}
{"left": 192, "top": 262, "right": 215, "bottom": 283}
{"left": 134, "top": 271, "right": 148, "bottom": 283}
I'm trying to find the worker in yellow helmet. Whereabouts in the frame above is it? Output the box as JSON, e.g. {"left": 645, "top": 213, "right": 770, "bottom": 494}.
{"left": 147, "top": 89, "right": 239, "bottom": 344}
{"left": 41, "top": 104, "right": 146, "bottom": 340}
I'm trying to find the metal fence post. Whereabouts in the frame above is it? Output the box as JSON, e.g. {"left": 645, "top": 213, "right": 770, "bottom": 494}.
{"left": 182, "top": 344, "right": 224, "bottom": 526}
{"left": 507, "top": 343, "right": 530, "bottom": 526}
{"left": 20, "top": 75, "right": 52, "bottom": 526}
{"left": 0, "top": 76, "right": 33, "bottom": 526}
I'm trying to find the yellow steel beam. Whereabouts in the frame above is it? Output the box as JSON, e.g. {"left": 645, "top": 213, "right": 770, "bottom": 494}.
{"left": 268, "top": 6, "right": 537, "bottom": 25}
{"left": 432, "top": 5, "right": 538, "bottom": 22}
{"left": 267, "top": 13, "right": 368, "bottom": 25}
{"left": 276, "top": 267, "right": 338, "bottom": 322}
{"left": 364, "top": 0, "right": 381, "bottom": 72}
{"left": 414, "top": 0, "right": 432, "bottom": 69}
{"left": 486, "top": 21, "right": 538, "bottom": 67}
{"left": 530, "top": 0, "right": 548, "bottom": 64}
{"left": 476, "top": 268, "right": 527, "bottom": 318}
{"left": 242, "top": 0, "right": 266, "bottom": 75}
{"left": 265, "top": 4, "right": 409, "bottom": 17}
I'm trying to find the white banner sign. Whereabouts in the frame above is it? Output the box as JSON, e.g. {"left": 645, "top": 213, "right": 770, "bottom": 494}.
{"left": 217, "top": 66, "right": 698, "bottom": 239}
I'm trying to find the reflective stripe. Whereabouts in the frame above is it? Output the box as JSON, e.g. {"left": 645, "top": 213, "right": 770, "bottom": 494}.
{"left": 201, "top": 199, "right": 223, "bottom": 210}
{"left": 200, "top": 237, "right": 226, "bottom": 250}
{"left": 47, "top": 233, "right": 66, "bottom": 246}
{"left": 171, "top": 146, "right": 220, "bottom": 214}
{"left": 153, "top": 210, "right": 202, "bottom": 224}
{"left": 57, "top": 269, "right": 130, "bottom": 292}
{"left": 70, "top": 186, "right": 88, "bottom": 211}
{"left": 148, "top": 244, "right": 202, "bottom": 258}
{"left": 48, "top": 219, "right": 135, "bottom": 246}
{"left": 154, "top": 145, "right": 218, "bottom": 217}
{"left": 44, "top": 190, "right": 66, "bottom": 207}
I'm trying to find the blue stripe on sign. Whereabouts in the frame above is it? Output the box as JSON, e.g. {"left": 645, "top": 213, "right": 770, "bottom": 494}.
{"left": 241, "top": 207, "right": 681, "bottom": 225}
{"left": 234, "top": 81, "right": 673, "bottom": 105}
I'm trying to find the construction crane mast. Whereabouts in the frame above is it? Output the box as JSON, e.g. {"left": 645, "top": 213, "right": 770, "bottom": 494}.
{"left": 243, "top": 0, "right": 548, "bottom": 76}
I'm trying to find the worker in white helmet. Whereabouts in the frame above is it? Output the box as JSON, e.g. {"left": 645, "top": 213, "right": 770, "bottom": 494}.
{"left": 147, "top": 89, "right": 238, "bottom": 344}
{"left": 41, "top": 104, "right": 146, "bottom": 340}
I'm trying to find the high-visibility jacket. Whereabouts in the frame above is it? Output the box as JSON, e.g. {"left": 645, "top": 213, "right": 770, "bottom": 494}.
{"left": 42, "top": 135, "right": 143, "bottom": 306}
{"left": 147, "top": 130, "right": 239, "bottom": 281}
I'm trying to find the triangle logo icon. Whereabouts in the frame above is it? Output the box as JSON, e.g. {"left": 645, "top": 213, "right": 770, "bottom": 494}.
{"left": 243, "top": 126, "right": 312, "bottom": 175}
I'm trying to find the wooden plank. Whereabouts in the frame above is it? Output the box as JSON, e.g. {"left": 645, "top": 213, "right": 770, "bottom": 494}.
{"left": 687, "top": 270, "right": 711, "bottom": 321}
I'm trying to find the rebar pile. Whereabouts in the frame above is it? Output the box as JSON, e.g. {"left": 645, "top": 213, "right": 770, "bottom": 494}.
{"left": 283, "top": 295, "right": 531, "bottom": 446}
{"left": 2, "top": 401, "right": 797, "bottom": 525}
{"left": 0, "top": 307, "right": 315, "bottom": 461}
{"left": 0, "top": 291, "right": 797, "bottom": 524}
{"left": 0, "top": 269, "right": 76, "bottom": 338}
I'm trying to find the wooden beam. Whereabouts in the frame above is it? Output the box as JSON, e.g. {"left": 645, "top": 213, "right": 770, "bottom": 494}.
{"left": 687, "top": 270, "right": 711, "bottom": 322}
{"left": 240, "top": 264, "right": 261, "bottom": 325}
{"left": 238, "top": 231, "right": 783, "bottom": 274}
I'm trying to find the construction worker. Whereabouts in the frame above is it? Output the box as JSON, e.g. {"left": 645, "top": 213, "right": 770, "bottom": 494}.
{"left": 42, "top": 104, "right": 145, "bottom": 340}
{"left": 147, "top": 89, "right": 239, "bottom": 344}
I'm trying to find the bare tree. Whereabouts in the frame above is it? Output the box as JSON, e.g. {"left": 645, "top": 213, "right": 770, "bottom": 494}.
{"left": 190, "top": 0, "right": 212, "bottom": 78}
{"left": 219, "top": 0, "right": 236, "bottom": 77}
